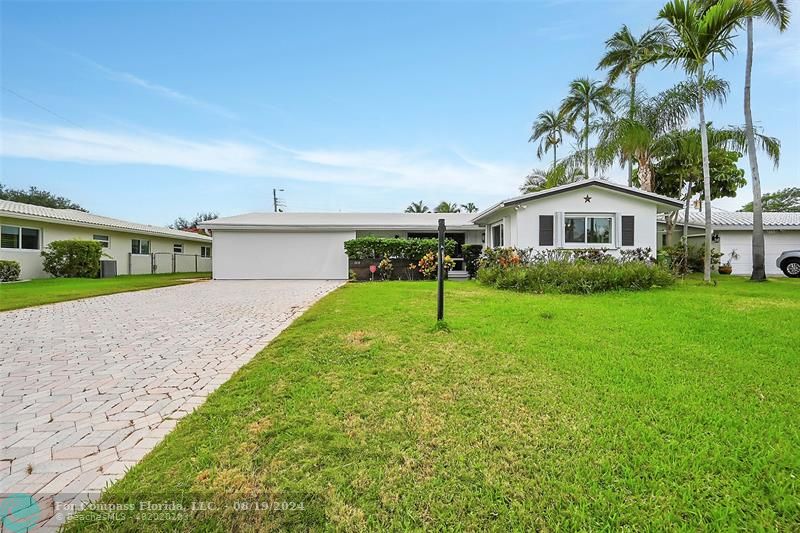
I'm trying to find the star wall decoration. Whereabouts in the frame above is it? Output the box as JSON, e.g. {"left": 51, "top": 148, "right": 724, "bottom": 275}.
{"left": 584, "top": 194, "right": 592, "bottom": 203}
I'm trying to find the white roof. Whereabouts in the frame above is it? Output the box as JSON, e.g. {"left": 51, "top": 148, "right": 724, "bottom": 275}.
{"left": 671, "top": 208, "right": 800, "bottom": 230}
{"left": 0, "top": 200, "right": 211, "bottom": 242}
{"left": 200, "top": 212, "right": 480, "bottom": 231}
{"left": 472, "top": 178, "right": 684, "bottom": 223}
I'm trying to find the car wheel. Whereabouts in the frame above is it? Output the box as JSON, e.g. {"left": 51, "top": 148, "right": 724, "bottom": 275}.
{"left": 781, "top": 259, "right": 800, "bottom": 278}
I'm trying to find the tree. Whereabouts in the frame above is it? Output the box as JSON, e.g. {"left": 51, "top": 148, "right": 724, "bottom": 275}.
{"left": 741, "top": 0, "right": 790, "bottom": 280}
{"left": 740, "top": 187, "right": 799, "bottom": 212}
{"left": 0, "top": 184, "right": 86, "bottom": 211}
{"left": 529, "top": 109, "right": 575, "bottom": 168}
{"left": 171, "top": 212, "right": 218, "bottom": 233}
{"left": 520, "top": 162, "right": 584, "bottom": 194}
{"left": 658, "top": 0, "right": 756, "bottom": 282}
{"left": 559, "top": 78, "right": 615, "bottom": 180}
{"left": 460, "top": 203, "right": 479, "bottom": 213}
{"left": 405, "top": 201, "right": 430, "bottom": 213}
{"left": 434, "top": 202, "right": 460, "bottom": 213}
{"left": 597, "top": 24, "right": 668, "bottom": 185}
{"left": 595, "top": 77, "right": 728, "bottom": 192}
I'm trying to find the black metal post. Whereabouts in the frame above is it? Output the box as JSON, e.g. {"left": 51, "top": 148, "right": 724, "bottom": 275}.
{"left": 437, "top": 218, "right": 445, "bottom": 321}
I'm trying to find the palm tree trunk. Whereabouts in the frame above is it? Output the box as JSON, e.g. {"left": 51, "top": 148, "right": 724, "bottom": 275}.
{"left": 584, "top": 107, "right": 590, "bottom": 179}
{"left": 638, "top": 158, "right": 653, "bottom": 192}
{"left": 683, "top": 180, "right": 691, "bottom": 259}
{"left": 697, "top": 65, "right": 713, "bottom": 283}
{"left": 628, "top": 72, "right": 636, "bottom": 187}
{"left": 745, "top": 17, "right": 766, "bottom": 281}
{"left": 553, "top": 144, "right": 557, "bottom": 169}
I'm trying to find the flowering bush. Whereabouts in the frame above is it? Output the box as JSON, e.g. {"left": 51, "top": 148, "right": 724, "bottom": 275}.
{"left": 413, "top": 251, "right": 455, "bottom": 280}
{"left": 378, "top": 255, "right": 393, "bottom": 280}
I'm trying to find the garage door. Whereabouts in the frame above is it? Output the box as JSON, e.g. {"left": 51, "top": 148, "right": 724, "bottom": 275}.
{"left": 720, "top": 230, "right": 800, "bottom": 276}
{"left": 211, "top": 230, "right": 355, "bottom": 279}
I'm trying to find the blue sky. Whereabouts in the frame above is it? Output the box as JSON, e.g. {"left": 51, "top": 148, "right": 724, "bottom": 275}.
{"left": 1, "top": 0, "right": 798, "bottom": 226}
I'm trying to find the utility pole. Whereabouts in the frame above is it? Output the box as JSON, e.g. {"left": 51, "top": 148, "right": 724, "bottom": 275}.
{"left": 273, "top": 188, "right": 285, "bottom": 212}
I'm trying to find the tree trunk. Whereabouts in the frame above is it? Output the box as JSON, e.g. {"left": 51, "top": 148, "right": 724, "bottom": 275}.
{"left": 745, "top": 17, "right": 766, "bottom": 281}
{"left": 683, "top": 180, "right": 691, "bottom": 255}
{"left": 628, "top": 72, "right": 636, "bottom": 187}
{"left": 584, "top": 106, "right": 590, "bottom": 179}
{"left": 638, "top": 158, "right": 653, "bottom": 192}
{"left": 553, "top": 143, "right": 557, "bottom": 169}
{"left": 697, "top": 66, "right": 713, "bottom": 283}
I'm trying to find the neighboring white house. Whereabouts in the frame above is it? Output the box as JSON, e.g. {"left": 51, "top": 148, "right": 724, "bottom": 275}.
{"left": 472, "top": 179, "right": 682, "bottom": 253}
{"left": 200, "top": 212, "right": 483, "bottom": 280}
{"left": 672, "top": 209, "right": 800, "bottom": 276}
{"left": 0, "top": 200, "right": 213, "bottom": 279}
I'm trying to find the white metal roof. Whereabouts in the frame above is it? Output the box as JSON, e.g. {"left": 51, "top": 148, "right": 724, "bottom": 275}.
{"left": 0, "top": 200, "right": 212, "bottom": 242}
{"left": 670, "top": 208, "right": 800, "bottom": 230}
{"left": 472, "top": 179, "right": 684, "bottom": 223}
{"left": 200, "top": 212, "right": 480, "bottom": 231}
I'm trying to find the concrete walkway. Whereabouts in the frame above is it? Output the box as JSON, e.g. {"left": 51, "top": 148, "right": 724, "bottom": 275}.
{"left": 0, "top": 280, "right": 340, "bottom": 530}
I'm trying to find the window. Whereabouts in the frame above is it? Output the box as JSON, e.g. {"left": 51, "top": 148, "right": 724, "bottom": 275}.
{"left": 564, "top": 216, "right": 612, "bottom": 245}
{"left": 490, "top": 223, "right": 504, "bottom": 247}
{"left": 1, "top": 225, "right": 40, "bottom": 250}
{"left": 93, "top": 235, "right": 109, "bottom": 248}
{"left": 173, "top": 243, "right": 184, "bottom": 254}
{"left": 131, "top": 239, "right": 150, "bottom": 254}
{"left": 201, "top": 246, "right": 212, "bottom": 258}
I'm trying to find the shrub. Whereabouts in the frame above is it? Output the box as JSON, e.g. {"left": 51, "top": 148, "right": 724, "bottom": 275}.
{"left": 462, "top": 244, "right": 483, "bottom": 279}
{"left": 659, "top": 245, "right": 722, "bottom": 275}
{"left": 41, "top": 240, "right": 104, "bottom": 278}
{"left": 344, "top": 237, "right": 456, "bottom": 261}
{"left": 0, "top": 260, "right": 21, "bottom": 282}
{"left": 378, "top": 256, "right": 393, "bottom": 280}
{"left": 412, "top": 251, "right": 456, "bottom": 280}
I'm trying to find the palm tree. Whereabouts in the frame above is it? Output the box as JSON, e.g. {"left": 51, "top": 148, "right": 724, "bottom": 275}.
{"left": 529, "top": 109, "right": 575, "bottom": 168}
{"left": 742, "top": 0, "right": 790, "bottom": 281}
{"left": 520, "top": 162, "right": 584, "bottom": 193}
{"left": 404, "top": 201, "right": 430, "bottom": 213}
{"left": 559, "top": 78, "right": 615, "bottom": 180}
{"left": 434, "top": 201, "right": 460, "bottom": 213}
{"left": 460, "top": 202, "right": 479, "bottom": 213}
{"left": 595, "top": 77, "right": 729, "bottom": 192}
{"left": 597, "top": 24, "right": 668, "bottom": 185}
{"left": 658, "top": 0, "right": 756, "bottom": 282}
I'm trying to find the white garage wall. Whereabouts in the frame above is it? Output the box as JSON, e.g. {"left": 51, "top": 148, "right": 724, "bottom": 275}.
{"left": 719, "top": 230, "right": 800, "bottom": 276}
{"left": 211, "top": 230, "right": 355, "bottom": 280}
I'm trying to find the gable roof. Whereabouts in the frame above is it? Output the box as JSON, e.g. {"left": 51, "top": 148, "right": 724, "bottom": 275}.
{"left": 472, "top": 179, "right": 683, "bottom": 223}
{"left": 0, "top": 200, "right": 211, "bottom": 242}
{"left": 671, "top": 208, "right": 800, "bottom": 230}
{"left": 200, "top": 212, "right": 479, "bottom": 231}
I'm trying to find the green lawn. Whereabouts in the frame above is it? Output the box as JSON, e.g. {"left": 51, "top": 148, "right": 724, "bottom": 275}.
{"left": 0, "top": 272, "right": 211, "bottom": 311}
{"left": 67, "top": 276, "right": 799, "bottom": 531}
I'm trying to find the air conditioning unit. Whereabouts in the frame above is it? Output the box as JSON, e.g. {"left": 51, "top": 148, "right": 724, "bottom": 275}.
{"left": 100, "top": 260, "right": 117, "bottom": 278}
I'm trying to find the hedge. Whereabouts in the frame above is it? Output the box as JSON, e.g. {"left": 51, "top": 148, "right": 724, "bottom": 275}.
{"left": 41, "top": 239, "right": 104, "bottom": 278}
{"left": 344, "top": 236, "right": 457, "bottom": 261}
{"left": 0, "top": 260, "right": 21, "bottom": 282}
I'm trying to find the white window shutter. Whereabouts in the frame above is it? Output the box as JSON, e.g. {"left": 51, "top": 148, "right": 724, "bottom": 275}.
{"left": 615, "top": 213, "right": 622, "bottom": 247}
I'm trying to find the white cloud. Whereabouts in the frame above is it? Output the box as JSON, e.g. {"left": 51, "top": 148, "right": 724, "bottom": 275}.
{"left": 73, "top": 54, "right": 238, "bottom": 119}
{"left": 0, "top": 120, "right": 525, "bottom": 194}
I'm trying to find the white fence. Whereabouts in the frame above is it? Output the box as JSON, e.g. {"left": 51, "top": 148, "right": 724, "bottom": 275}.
{"left": 128, "top": 253, "right": 212, "bottom": 275}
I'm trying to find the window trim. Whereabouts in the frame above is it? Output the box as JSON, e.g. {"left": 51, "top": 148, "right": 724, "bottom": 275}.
{"left": 489, "top": 221, "right": 504, "bottom": 248}
{"left": 93, "top": 234, "right": 110, "bottom": 248}
{"left": 563, "top": 214, "right": 614, "bottom": 248}
{"left": 131, "top": 238, "right": 151, "bottom": 255}
{"left": 1, "top": 224, "right": 41, "bottom": 251}
{"left": 173, "top": 243, "right": 184, "bottom": 254}
{"left": 200, "top": 245, "right": 212, "bottom": 258}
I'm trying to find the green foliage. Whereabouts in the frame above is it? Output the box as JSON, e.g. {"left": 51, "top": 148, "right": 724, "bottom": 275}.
{"left": 405, "top": 201, "right": 430, "bottom": 213}
{"left": 653, "top": 139, "right": 746, "bottom": 201}
{"left": 462, "top": 244, "right": 483, "bottom": 279}
{"left": 344, "top": 237, "right": 456, "bottom": 261}
{"left": 0, "top": 184, "right": 86, "bottom": 211}
{"left": 171, "top": 212, "right": 218, "bottom": 233}
{"left": 740, "top": 187, "right": 800, "bottom": 212}
{"left": 40, "top": 240, "right": 104, "bottom": 278}
{"left": 659, "top": 244, "right": 722, "bottom": 275}
{"left": 434, "top": 201, "right": 460, "bottom": 213}
{"left": 0, "top": 260, "right": 21, "bottom": 282}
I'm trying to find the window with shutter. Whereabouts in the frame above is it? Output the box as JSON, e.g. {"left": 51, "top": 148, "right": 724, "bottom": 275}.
{"left": 539, "top": 215, "right": 554, "bottom": 246}
{"left": 621, "top": 216, "right": 635, "bottom": 246}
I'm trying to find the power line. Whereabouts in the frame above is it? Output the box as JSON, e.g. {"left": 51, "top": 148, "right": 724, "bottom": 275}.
{"left": 2, "top": 86, "right": 88, "bottom": 131}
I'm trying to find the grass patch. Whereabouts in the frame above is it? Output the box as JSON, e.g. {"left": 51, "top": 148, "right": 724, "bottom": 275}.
{"left": 66, "top": 276, "right": 800, "bottom": 530}
{"left": 0, "top": 272, "right": 210, "bottom": 311}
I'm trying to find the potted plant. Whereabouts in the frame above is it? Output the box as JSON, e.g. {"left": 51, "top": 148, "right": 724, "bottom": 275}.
{"left": 719, "top": 249, "right": 739, "bottom": 275}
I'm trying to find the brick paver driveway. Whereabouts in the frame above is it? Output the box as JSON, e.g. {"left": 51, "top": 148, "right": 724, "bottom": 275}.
{"left": 0, "top": 279, "right": 340, "bottom": 529}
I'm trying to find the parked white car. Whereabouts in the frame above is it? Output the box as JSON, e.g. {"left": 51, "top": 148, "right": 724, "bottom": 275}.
{"left": 776, "top": 250, "right": 800, "bottom": 278}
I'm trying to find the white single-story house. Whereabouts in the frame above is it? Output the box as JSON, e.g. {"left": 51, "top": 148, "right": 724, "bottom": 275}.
{"left": 201, "top": 212, "right": 483, "bottom": 280}
{"left": 201, "top": 179, "right": 683, "bottom": 280}
{"left": 1, "top": 200, "right": 213, "bottom": 280}
{"left": 672, "top": 210, "right": 800, "bottom": 276}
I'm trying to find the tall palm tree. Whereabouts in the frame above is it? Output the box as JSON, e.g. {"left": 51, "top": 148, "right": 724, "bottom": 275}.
{"left": 658, "top": 0, "right": 756, "bottom": 282}
{"left": 597, "top": 24, "right": 668, "bottom": 185}
{"left": 434, "top": 201, "right": 460, "bottom": 213}
{"left": 559, "top": 78, "right": 615, "bottom": 180}
{"left": 520, "top": 162, "right": 584, "bottom": 193}
{"left": 742, "top": 0, "right": 790, "bottom": 281}
{"left": 460, "top": 202, "right": 479, "bottom": 213}
{"left": 595, "top": 77, "right": 729, "bottom": 192}
{"left": 529, "top": 109, "right": 575, "bottom": 168}
{"left": 404, "top": 201, "right": 430, "bottom": 213}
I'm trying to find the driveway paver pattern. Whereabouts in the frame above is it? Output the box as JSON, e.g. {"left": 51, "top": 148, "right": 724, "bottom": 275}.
{"left": 0, "top": 280, "right": 340, "bottom": 530}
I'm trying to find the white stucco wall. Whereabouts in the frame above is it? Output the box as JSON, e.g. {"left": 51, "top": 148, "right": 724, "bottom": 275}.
{"left": 0, "top": 216, "right": 211, "bottom": 279}
{"left": 486, "top": 185, "right": 661, "bottom": 254}
{"left": 211, "top": 230, "right": 355, "bottom": 280}
{"left": 717, "top": 229, "right": 800, "bottom": 276}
